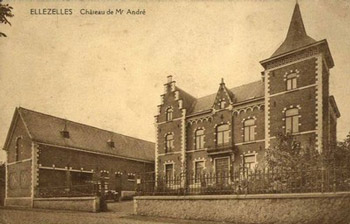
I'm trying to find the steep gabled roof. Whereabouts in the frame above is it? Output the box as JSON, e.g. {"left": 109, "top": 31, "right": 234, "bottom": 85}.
{"left": 175, "top": 86, "right": 196, "bottom": 110}
{"left": 271, "top": 3, "right": 316, "bottom": 57}
{"left": 190, "top": 80, "right": 264, "bottom": 114}
{"left": 9, "top": 107, "right": 155, "bottom": 162}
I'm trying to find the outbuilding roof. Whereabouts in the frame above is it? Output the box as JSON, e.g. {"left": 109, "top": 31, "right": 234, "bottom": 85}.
{"left": 6, "top": 107, "right": 155, "bottom": 162}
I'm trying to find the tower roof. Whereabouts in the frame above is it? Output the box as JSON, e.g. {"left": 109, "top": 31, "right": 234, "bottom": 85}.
{"left": 271, "top": 2, "right": 316, "bottom": 57}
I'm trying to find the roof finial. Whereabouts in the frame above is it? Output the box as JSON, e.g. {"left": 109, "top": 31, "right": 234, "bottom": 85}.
{"left": 221, "top": 78, "right": 224, "bottom": 84}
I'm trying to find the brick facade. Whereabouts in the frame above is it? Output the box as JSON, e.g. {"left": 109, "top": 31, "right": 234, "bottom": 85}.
{"left": 155, "top": 3, "right": 340, "bottom": 181}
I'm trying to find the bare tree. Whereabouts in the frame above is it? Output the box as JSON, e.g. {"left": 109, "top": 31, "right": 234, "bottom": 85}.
{"left": 0, "top": 0, "right": 13, "bottom": 37}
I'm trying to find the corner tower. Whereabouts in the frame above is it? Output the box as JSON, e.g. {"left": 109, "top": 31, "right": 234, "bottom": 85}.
{"left": 260, "top": 2, "right": 338, "bottom": 153}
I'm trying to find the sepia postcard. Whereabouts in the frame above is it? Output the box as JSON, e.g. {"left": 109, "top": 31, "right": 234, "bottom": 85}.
{"left": 0, "top": 0, "right": 349, "bottom": 223}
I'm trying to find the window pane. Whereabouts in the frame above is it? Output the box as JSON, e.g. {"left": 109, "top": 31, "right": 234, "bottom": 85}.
{"left": 196, "top": 129, "right": 204, "bottom": 136}
{"left": 244, "top": 127, "right": 249, "bottom": 142}
{"left": 286, "top": 108, "right": 298, "bottom": 116}
{"left": 287, "top": 80, "right": 292, "bottom": 90}
{"left": 217, "top": 124, "right": 229, "bottom": 132}
{"left": 223, "top": 130, "right": 229, "bottom": 143}
{"left": 244, "top": 119, "right": 254, "bottom": 126}
{"left": 245, "top": 155, "right": 255, "bottom": 163}
{"left": 292, "top": 116, "right": 299, "bottom": 133}
{"left": 286, "top": 117, "right": 292, "bottom": 133}
{"left": 250, "top": 126, "right": 255, "bottom": 141}
{"left": 292, "top": 78, "right": 297, "bottom": 89}
{"left": 217, "top": 133, "right": 223, "bottom": 145}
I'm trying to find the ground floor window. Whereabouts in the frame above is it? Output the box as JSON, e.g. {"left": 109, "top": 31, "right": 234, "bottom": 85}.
{"left": 194, "top": 161, "right": 205, "bottom": 183}
{"left": 243, "top": 154, "right": 257, "bottom": 171}
{"left": 38, "top": 169, "right": 67, "bottom": 188}
{"left": 165, "top": 164, "right": 174, "bottom": 185}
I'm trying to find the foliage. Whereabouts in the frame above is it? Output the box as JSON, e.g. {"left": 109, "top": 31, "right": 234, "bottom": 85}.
{"left": 0, "top": 0, "right": 14, "bottom": 37}
{"left": 265, "top": 133, "right": 323, "bottom": 171}
{"left": 332, "top": 132, "right": 350, "bottom": 167}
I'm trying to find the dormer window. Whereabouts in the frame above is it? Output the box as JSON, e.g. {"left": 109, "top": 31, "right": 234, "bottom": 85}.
{"left": 220, "top": 101, "right": 226, "bottom": 109}
{"left": 60, "top": 130, "right": 70, "bottom": 138}
{"left": 166, "top": 108, "right": 173, "bottom": 121}
{"left": 286, "top": 73, "right": 297, "bottom": 90}
{"left": 107, "top": 139, "right": 115, "bottom": 148}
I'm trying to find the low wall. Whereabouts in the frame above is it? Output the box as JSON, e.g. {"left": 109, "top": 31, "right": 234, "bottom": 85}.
{"left": 134, "top": 192, "right": 350, "bottom": 224}
{"left": 5, "top": 197, "right": 32, "bottom": 207}
{"left": 33, "top": 196, "right": 100, "bottom": 212}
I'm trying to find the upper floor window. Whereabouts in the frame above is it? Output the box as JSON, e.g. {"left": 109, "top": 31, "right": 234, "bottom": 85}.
{"left": 220, "top": 101, "right": 226, "bottom": 109}
{"left": 286, "top": 73, "right": 297, "bottom": 90}
{"left": 216, "top": 124, "right": 229, "bottom": 146}
{"left": 285, "top": 108, "right": 299, "bottom": 134}
{"left": 165, "top": 134, "right": 174, "bottom": 153}
{"left": 244, "top": 119, "right": 255, "bottom": 142}
{"left": 195, "top": 129, "right": 205, "bottom": 150}
{"left": 166, "top": 108, "right": 173, "bottom": 121}
{"left": 243, "top": 154, "right": 256, "bottom": 171}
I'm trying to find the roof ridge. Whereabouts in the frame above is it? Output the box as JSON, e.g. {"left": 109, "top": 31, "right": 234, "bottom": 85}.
{"left": 17, "top": 107, "right": 154, "bottom": 144}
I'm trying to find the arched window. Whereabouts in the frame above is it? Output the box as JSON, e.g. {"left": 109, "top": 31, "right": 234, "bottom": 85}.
{"left": 195, "top": 129, "right": 205, "bottom": 150}
{"left": 216, "top": 124, "right": 229, "bottom": 146}
{"left": 165, "top": 134, "right": 174, "bottom": 153}
{"left": 244, "top": 119, "right": 255, "bottom": 142}
{"left": 166, "top": 108, "right": 173, "bottom": 121}
{"left": 285, "top": 108, "right": 299, "bottom": 133}
{"left": 286, "top": 73, "right": 297, "bottom": 90}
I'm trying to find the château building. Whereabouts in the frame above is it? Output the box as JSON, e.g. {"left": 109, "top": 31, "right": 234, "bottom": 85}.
{"left": 155, "top": 3, "right": 340, "bottom": 182}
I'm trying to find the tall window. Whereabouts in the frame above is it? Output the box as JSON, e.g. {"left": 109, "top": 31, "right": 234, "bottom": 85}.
{"left": 243, "top": 155, "right": 256, "bottom": 171}
{"left": 216, "top": 124, "right": 229, "bottom": 146}
{"left": 244, "top": 119, "right": 255, "bottom": 142}
{"left": 285, "top": 108, "right": 299, "bottom": 133}
{"left": 286, "top": 73, "right": 297, "bottom": 90}
{"left": 165, "top": 164, "right": 174, "bottom": 185}
{"left": 194, "top": 161, "right": 204, "bottom": 183}
{"left": 195, "top": 129, "right": 205, "bottom": 150}
{"left": 165, "top": 134, "right": 174, "bottom": 153}
{"left": 15, "top": 136, "right": 22, "bottom": 161}
{"left": 166, "top": 108, "right": 173, "bottom": 121}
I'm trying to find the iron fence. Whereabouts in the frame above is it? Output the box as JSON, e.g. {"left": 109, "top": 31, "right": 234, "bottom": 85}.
{"left": 137, "top": 166, "right": 350, "bottom": 196}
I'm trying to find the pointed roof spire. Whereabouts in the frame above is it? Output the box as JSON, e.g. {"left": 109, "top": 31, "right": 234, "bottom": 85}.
{"left": 271, "top": 2, "right": 316, "bottom": 57}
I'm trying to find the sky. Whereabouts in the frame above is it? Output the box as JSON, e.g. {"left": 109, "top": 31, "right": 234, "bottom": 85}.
{"left": 0, "top": 0, "right": 350, "bottom": 162}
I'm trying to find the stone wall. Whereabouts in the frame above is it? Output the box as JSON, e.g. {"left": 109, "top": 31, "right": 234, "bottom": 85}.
{"left": 134, "top": 193, "right": 350, "bottom": 224}
{"left": 33, "top": 196, "right": 100, "bottom": 212}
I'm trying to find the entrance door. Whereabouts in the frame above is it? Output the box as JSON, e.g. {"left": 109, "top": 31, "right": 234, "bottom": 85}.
{"left": 215, "top": 157, "right": 230, "bottom": 185}
{"left": 115, "top": 174, "right": 122, "bottom": 201}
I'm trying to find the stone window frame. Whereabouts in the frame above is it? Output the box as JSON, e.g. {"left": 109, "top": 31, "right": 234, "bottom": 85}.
{"left": 282, "top": 105, "right": 302, "bottom": 134}
{"left": 194, "top": 127, "right": 205, "bottom": 150}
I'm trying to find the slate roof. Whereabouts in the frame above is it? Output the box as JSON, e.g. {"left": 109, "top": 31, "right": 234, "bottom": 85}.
{"left": 271, "top": 3, "right": 316, "bottom": 58}
{"left": 190, "top": 80, "right": 264, "bottom": 114}
{"left": 15, "top": 107, "right": 155, "bottom": 162}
